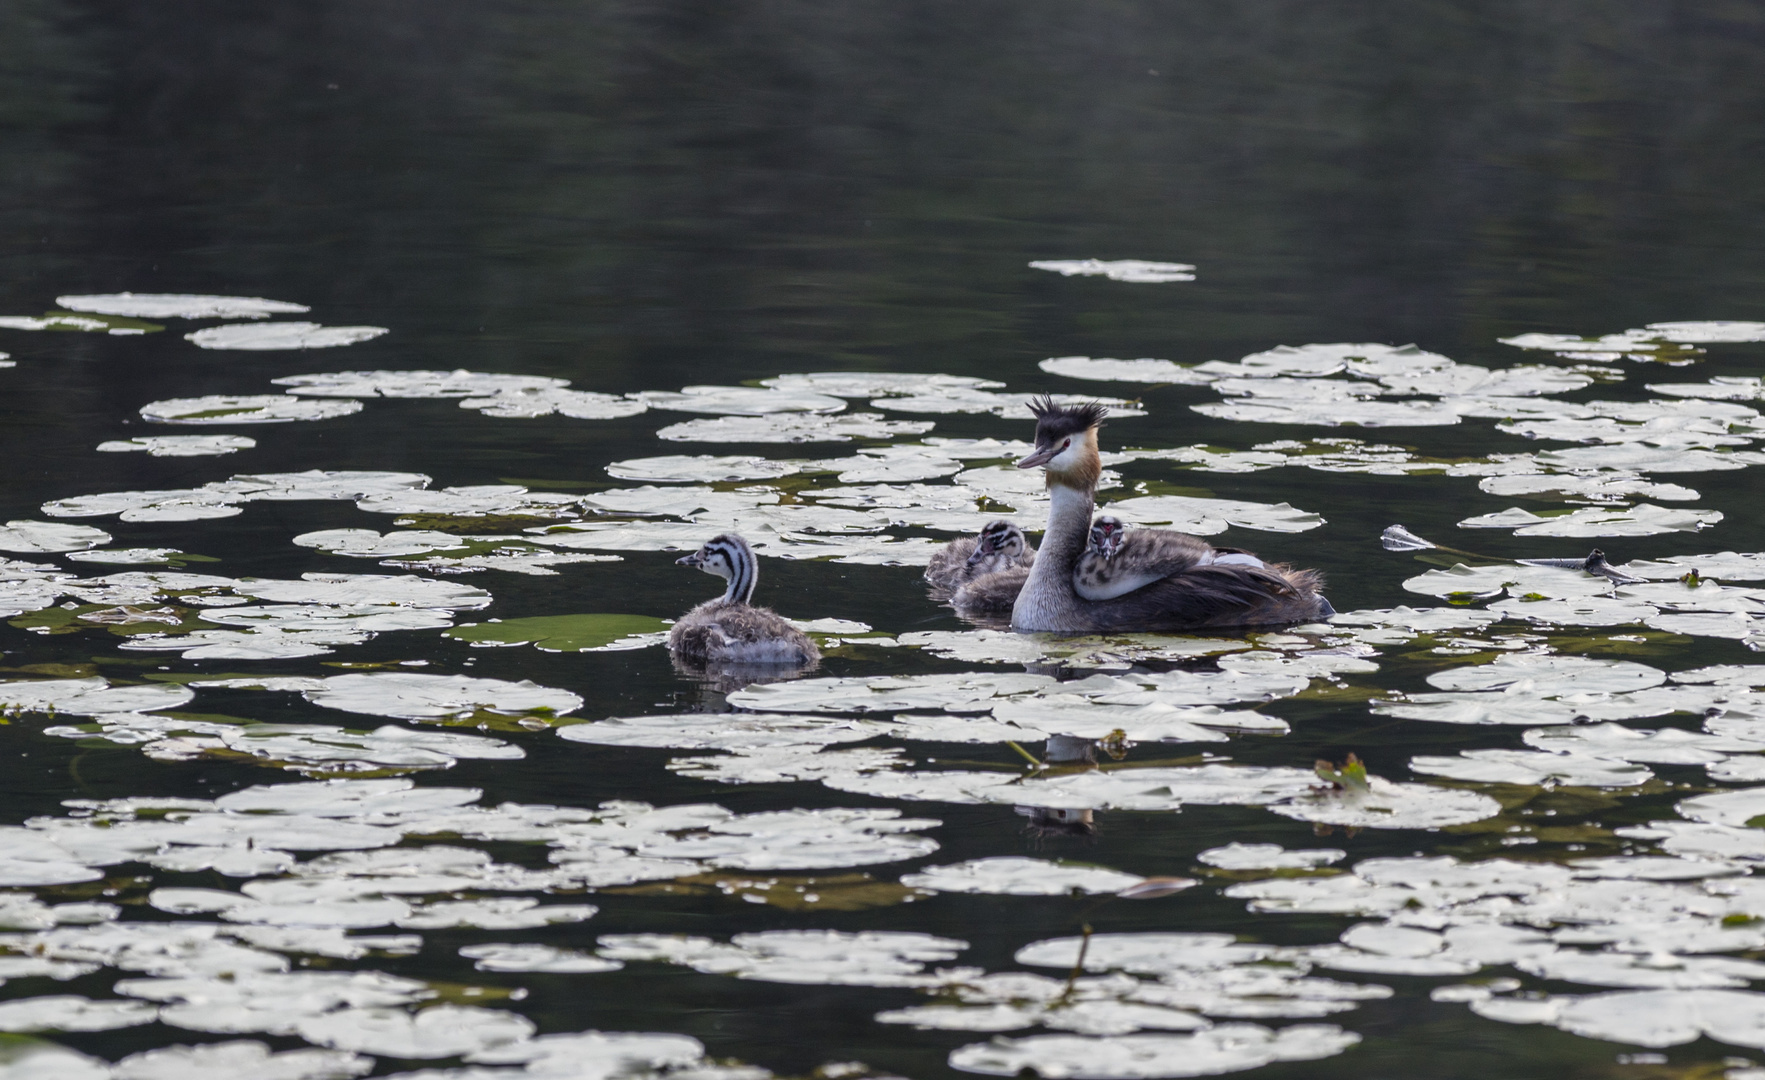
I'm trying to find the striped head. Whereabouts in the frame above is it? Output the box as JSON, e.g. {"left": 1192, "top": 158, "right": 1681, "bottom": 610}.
{"left": 677, "top": 533, "right": 758, "bottom": 604}
{"left": 1087, "top": 515, "right": 1125, "bottom": 560}
{"left": 968, "top": 520, "right": 1027, "bottom": 566}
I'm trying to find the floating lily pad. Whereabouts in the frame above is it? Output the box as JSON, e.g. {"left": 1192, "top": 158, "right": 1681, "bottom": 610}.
{"left": 948, "top": 1025, "right": 1359, "bottom": 1078}
{"left": 445, "top": 614, "right": 670, "bottom": 653}
{"left": 900, "top": 857, "right": 1148, "bottom": 896}
{"left": 57, "top": 293, "right": 310, "bottom": 320}
{"left": 0, "top": 311, "right": 164, "bottom": 334}
{"left": 1039, "top": 356, "right": 1213, "bottom": 384}
{"left": 96, "top": 435, "right": 257, "bottom": 457}
{"left": 185, "top": 323, "right": 388, "bottom": 350}
{"left": 654, "top": 412, "right": 934, "bottom": 443}
{"left": 140, "top": 396, "right": 364, "bottom": 425}
{"left": 605, "top": 455, "right": 806, "bottom": 483}
{"left": 1028, "top": 258, "right": 1197, "bottom": 282}
{"left": 0, "top": 520, "right": 110, "bottom": 553}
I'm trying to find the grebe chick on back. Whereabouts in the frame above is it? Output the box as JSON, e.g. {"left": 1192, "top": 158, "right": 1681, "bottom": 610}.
{"left": 1011, "top": 398, "right": 1331, "bottom": 632}
{"left": 670, "top": 534, "right": 819, "bottom": 666}
{"left": 925, "top": 520, "right": 1036, "bottom": 591}
{"left": 1073, "top": 515, "right": 1265, "bottom": 602}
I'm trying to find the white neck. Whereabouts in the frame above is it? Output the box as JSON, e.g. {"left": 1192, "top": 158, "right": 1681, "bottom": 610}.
{"left": 1011, "top": 481, "right": 1094, "bottom": 630}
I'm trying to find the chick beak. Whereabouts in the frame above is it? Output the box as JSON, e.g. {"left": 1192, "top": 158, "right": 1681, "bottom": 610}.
{"left": 965, "top": 544, "right": 992, "bottom": 566}
{"left": 675, "top": 552, "right": 704, "bottom": 568}
{"left": 1016, "top": 444, "right": 1058, "bottom": 469}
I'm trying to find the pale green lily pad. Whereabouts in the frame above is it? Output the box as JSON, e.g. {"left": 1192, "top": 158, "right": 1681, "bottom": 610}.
{"left": 445, "top": 614, "right": 670, "bottom": 653}
{"left": 0, "top": 311, "right": 164, "bottom": 334}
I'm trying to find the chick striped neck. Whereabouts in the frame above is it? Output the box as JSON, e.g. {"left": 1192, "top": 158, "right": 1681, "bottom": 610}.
{"left": 712, "top": 542, "right": 758, "bottom": 605}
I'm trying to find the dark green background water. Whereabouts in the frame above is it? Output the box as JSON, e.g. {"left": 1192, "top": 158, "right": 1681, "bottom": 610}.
{"left": 3, "top": 3, "right": 1765, "bottom": 1078}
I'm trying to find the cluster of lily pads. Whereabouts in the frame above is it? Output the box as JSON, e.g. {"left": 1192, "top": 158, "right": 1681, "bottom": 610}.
{"left": 15, "top": 295, "right": 1765, "bottom": 1076}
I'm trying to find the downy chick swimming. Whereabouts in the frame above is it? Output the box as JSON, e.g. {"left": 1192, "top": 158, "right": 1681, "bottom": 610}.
{"left": 925, "top": 520, "right": 1036, "bottom": 592}
{"left": 1011, "top": 398, "right": 1331, "bottom": 632}
{"left": 670, "top": 533, "right": 820, "bottom": 666}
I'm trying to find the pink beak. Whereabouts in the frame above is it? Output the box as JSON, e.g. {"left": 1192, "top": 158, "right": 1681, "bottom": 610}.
{"left": 1016, "top": 445, "right": 1058, "bottom": 469}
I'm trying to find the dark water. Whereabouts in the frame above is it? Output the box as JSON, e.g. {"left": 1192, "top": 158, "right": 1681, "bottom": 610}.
{"left": 2, "top": 3, "right": 1765, "bottom": 1079}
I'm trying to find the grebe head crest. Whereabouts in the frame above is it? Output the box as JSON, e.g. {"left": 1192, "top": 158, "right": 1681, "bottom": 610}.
{"left": 1017, "top": 397, "right": 1107, "bottom": 472}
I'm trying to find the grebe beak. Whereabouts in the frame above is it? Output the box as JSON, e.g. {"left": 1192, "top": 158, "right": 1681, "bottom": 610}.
{"left": 1016, "top": 445, "right": 1058, "bottom": 469}
{"left": 676, "top": 552, "right": 704, "bottom": 567}
{"left": 965, "top": 544, "right": 992, "bottom": 566}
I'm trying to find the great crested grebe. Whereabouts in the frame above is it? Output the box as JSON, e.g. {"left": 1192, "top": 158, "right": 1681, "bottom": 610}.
{"left": 1010, "top": 398, "right": 1332, "bottom": 632}
{"left": 1073, "top": 514, "right": 1269, "bottom": 601}
{"left": 670, "top": 533, "right": 820, "bottom": 665}
{"left": 925, "top": 520, "right": 1036, "bottom": 591}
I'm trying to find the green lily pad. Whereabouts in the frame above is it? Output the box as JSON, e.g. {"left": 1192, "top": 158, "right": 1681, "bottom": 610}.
{"left": 444, "top": 613, "right": 670, "bottom": 653}
{"left": 0, "top": 311, "right": 164, "bottom": 333}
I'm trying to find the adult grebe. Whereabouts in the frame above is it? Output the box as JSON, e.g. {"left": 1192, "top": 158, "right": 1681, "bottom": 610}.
{"left": 1010, "top": 398, "right": 1331, "bottom": 632}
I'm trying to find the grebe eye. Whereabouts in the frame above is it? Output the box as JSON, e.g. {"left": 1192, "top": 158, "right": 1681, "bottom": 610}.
{"left": 1061, "top": 439, "right": 1071, "bottom": 449}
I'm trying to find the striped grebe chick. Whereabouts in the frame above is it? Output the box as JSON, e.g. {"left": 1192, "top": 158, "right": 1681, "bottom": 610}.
{"left": 1073, "top": 514, "right": 1264, "bottom": 601}
{"left": 669, "top": 534, "right": 819, "bottom": 666}
{"left": 925, "top": 520, "right": 1036, "bottom": 591}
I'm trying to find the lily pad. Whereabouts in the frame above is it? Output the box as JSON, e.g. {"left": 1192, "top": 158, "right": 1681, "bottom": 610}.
{"left": 185, "top": 323, "right": 388, "bottom": 350}
{"left": 96, "top": 435, "right": 257, "bottom": 457}
{"left": 654, "top": 413, "right": 933, "bottom": 443}
{"left": 445, "top": 614, "right": 670, "bottom": 653}
{"left": 140, "top": 396, "right": 364, "bottom": 425}
{"left": 0, "top": 521, "right": 111, "bottom": 553}
{"left": 1039, "top": 356, "right": 1213, "bottom": 384}
{"left": 948, "top": 1026, "right": 1359, "bottom": 1078}
{"left": 57, "top": 293, "right": 310, "bottom": 320}
{"left": 1028, "top": 258, "right": 1197, "bottom": 283}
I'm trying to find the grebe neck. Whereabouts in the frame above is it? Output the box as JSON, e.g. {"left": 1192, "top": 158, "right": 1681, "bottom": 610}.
{"left": 1010, "top": 480, "right": 1094, "bottom": 630}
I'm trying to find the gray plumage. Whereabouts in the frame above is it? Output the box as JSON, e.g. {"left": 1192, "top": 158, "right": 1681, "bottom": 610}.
{"left": 669, "top": 534, "right": 820, "bottom": 666}
{"left": 925, "top": 521, "right": 1035, "bottom": 592}
{"left": 1011, "top": 398, "right": 1332, "bottom": 632}
{"left": 952, "top": 565, "right": 1030, "bottom": 616}
{"left": 1073, "top": 515, "right": 1260, "bottom": 601}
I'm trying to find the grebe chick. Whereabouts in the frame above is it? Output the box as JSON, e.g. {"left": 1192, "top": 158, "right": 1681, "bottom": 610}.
{"left": 1011, "top": 398, "right": 1332, "bottom": 632}
{"left": 925, "top": 520, "right": 1036, "bottom": 591}
{"left": 1073, "top": 515, "right": 1263, "bottom": 601}
{"left": 669, "top": 534, "right": 820, "bottom": 666}
{"left": 951, "top": 564, "right": 1030, "bottom": 617}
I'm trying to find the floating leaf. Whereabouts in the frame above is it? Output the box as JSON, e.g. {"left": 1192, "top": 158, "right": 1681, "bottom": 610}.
{"left": 0, "top": 521, "right": 110, "bottom": 553}
{"left": 95, "top": 435, "right": 256, "bottom": 458}
{"left": 57, "top": 293, "right": 310, "bottom": 320}
{"left": 444, "top": 614, "right": 670, "bottom": 653}
{"left": 1028, "top": 259, "right": 1197, "bottom": 283}
{"left": 947, "top": 1025, "right": 1359, "bottom": 1078}
{"left": 1039, "top": 356, "right": 1212, "bottom": 384}
{"left": 139, "top": 396, "right": 364, "bottom": 425}
{"left": 185, "top": 323, "right": 387, "bottom": 350}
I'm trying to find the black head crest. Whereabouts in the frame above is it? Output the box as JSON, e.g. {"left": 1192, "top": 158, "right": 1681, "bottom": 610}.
{"left": 1028, "top": 395, "right": 1107, "bottom": 445}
